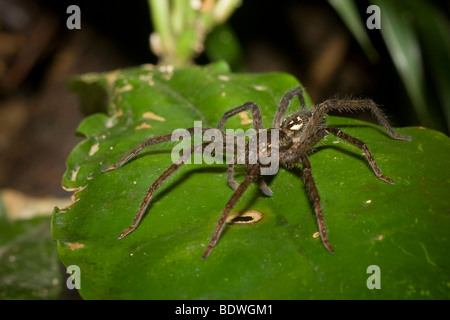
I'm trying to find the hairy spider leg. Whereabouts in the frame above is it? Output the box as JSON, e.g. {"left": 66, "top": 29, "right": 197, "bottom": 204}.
{"left": 272, "top": 86, "right": 306, "bottom": 129}
{"left": 203, "top": 164, "right": 260, "bottom": 259}
{"left": 218, "top": 101, "right": 264, "bottom": 130}
{"left": 227, "top": 159, "right": 240, "bottom": 191}
{"left": 288, "top": 97, "right": 411, "bottom": 253}
{"left": 227, "top": 159, "right": 273, "bottom": 197}
{"left": 102, "top": 127, "right": 221, "bottom": 172}
{"left": 117, "top": 142, "right": 212, "bottom": 240}
{"left": 325, "top": 127, "right": 395, "bottom": 184}
{"left": 101, "top": 133, "right": 175, "bottom": 172}
{"left": 301, "top": 99, "right": 412, "bottom": 145}
{"left": 217, "top": 101, "right": 272, "bottom": 196}
{"left": 299, "top": 155, "right": 334, "bottom": 253}
{"left": 102, "top": 127, "right": 225, "bottom": 239}
{"left": 295, "top": 125, "right": 398, "bottom": 252}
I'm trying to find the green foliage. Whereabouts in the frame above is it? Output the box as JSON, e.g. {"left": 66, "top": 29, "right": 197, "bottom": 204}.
{"left": 0, "top": 211, "right": 62, "bottom": 299}
{"left": 330, "top": 0, "right": 450, "bottom": 133}
{"left": 205, "top": 23, "right": 245, "bottom": 71}
{"left": 148, "top": 0, "right": 241, "bottom": 67}
{"left": 52, "top": 63, "right": 450, "bottom": 299}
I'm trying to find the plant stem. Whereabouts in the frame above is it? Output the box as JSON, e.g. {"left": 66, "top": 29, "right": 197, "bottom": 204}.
{"left": 148, "top": 0, "right": 241, "bottom": 67}
{"left": 213, "top": 0, "right": 242, "bottom": 24}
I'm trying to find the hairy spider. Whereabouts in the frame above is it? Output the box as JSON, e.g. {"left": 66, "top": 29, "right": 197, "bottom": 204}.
{"left": 102, "top": 86, "right": 411, "bottom": 259}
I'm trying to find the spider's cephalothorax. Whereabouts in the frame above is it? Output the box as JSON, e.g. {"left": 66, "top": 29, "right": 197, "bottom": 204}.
{"left": 281, "top": 109, "right": 322, "bottom": 139}
{"left": 277, "top": 108, "right": 324, "bottom": 166}
{"left": 102, "top": 87, "right": 411, "bottom": 259}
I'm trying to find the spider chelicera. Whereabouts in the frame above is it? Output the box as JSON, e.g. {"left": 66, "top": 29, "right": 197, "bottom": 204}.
{"left": 102, "top": 86, "right": 411, "bottom": 259}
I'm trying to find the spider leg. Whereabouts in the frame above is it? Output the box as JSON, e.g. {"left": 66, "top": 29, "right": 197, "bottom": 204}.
{"left": 203, "top": 164, "right": 260, "bottom": 259}
{"left": 315, "top": 99, "right": 412, "bottom": 141}
{"left": 117, "top": 142, "right": 211, "bottom": 240}
{"left": 258, "top": 176, "right": 273, "bottom": 197}
{"left": 227, "top": 161, "right": 273, "bottom": 197}
{"left": 326, "top": 127, "right": 395, "bottom": 184}
{"left": 272, "top": 86, "right": 306, "bottom": 129}
{"left": 217, "top": 101, "right": 274, "bottom": 196}
{"left": 299, "top": 155, "right": 334, "bottom": 254}
{"left": 101, "top": 133, "right": 175, "bottom": 172}
{"left": 217, "top": 102, "right": 264, "bottom": 130}
{"left": 102, "top": 127, "right": 213, "bottom": 172}
{"left": 227, "top": 162, "right": 240, "bottom": 191}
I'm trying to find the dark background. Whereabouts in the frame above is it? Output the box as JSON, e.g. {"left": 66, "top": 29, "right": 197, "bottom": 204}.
{"left": 0, "top": 0, "right": 448, "bottom": 198}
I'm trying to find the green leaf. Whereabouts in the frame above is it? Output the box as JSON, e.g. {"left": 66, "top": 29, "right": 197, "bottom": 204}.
{"left": 53, "top": 63, "right": 450, "bottom": 299}
{"left": 0, "top": 192, "right": 63, "bottom": 299}
{"left": 205, "top": 23, "right": 245, "bottom": 71}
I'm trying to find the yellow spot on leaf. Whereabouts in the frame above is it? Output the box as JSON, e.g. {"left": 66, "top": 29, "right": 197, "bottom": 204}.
{"left": 375, "top": 234, "right": 383, "bottom": 241}
{"left": 139, "top": 74, "right": 154, "bottom": 86}
{"left": 89, "top": 143, "right": 99, "bottom": 156}
{"left": 105, "top": 117, "right": 117, "bottom": 128}
{"left": 252, "top": 85, "right": 267, "bottom": 91}
{"left": 114, "top": 108, "right": 124, "bottom": 118}
{"left": 218, "top": 75, "right": 230, "bottom": 81}
{"left": 121, "top": 84, "right": 133, "bottom": 92}
{"left": 135, "top": 122, "right": 152, "bottom": 130}
{"left": 66, "top": 243, "right": 85, "bottom": 251}
{"left": 142, "top": 111, "right": 166, "bottom": 122}
{"left": 71, "top": 166, "right": 80, "bottom": 182}
{"left": 104, "top": 70, "right": 120, "bottom": 87}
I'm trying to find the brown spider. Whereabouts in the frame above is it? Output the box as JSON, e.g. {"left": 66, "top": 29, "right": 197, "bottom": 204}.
{"left": 102, "top": 86, "right": 411, "bottom": 259}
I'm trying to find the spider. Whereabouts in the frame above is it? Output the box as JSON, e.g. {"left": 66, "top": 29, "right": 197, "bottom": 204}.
{"left": 102, "top": 86, "right": 411, "bottom": 259}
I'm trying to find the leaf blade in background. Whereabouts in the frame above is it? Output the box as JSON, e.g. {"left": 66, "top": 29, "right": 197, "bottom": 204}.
{"left": 205, "top": 23, "right": 245, "bottom": 71}
{"left": 373, "top": 0, "right": 429, "bottom": 128}
{"left": 403, "top": 0, "right": 450, "bottom": 133}
{"left": 328, "top": 0, "right": 379, "bottom": 62}
{"left": 331, "top": 0, "right": 449, "bottom": 133}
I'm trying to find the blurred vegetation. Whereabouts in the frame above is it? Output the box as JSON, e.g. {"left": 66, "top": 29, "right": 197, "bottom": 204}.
{"left": 148, "top": 0, "right": 241, "bottom": 67}
{"left": 329, "top": 0, "right": 449, "bottom": 136}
